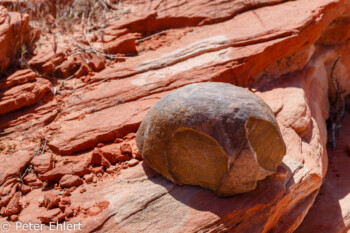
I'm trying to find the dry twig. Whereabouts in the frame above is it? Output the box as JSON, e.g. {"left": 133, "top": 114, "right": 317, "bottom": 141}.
{"left": 329, "top": 56, "right": 345, "bottom": 150}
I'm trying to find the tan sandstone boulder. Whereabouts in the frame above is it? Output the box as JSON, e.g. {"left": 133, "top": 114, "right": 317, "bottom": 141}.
{"left": 136, "top": 82, "right": 286, "bottom": 196}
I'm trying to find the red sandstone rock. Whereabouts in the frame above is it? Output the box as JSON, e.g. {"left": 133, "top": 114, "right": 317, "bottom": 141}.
{"left": 48, "top": 95, "right": 160, "bottom": 154}
{"left": 0, "top": 183, "right": 17, "bottom": 209}
{"left": 1, "top": 0, "right": 350, "bottom": 231}
{"left": 10, "top": 214, "right": 18, "bottom": 221}
{"left": 99, "top": 145, "right": 118, "bottom": 164}
{"left": 59, "top": 196, "right": 71, "bottom": 207}
{"left": 54, "top": 56, "right": 79, "bottom": 79}
{"left": 101, "top": 157, "right": 111, "bottom": 168}
{"left": 0, "top": 192, "right": 20, "bottom": 216}
{"left": 296, "top": 114, "right": 350, "bottom": 233}
{"left": 65, "top": 207, "right": 73, "bottom": 217}
{"left": 0, "top": 151, "right": 33, "bottom": 188}
{"left": 120, "top": 143, "right": 132, "bottom": 155}
{"left": 37, "top": 208, "right": 65, "bottom": 224}
{"left": 23, "top": 173, "right": 36, "bottom": 183}
{"left": 62, "top": 189, "right": 71, "bottom": 197}
{"left": 91, "top": 148, "right": 111, "bottom": 168}
{"left": 0, "top": 69, "right": 37, "bottom": 90}
{"left": 121, "top": 164, "right": 128, "bottom": 169}
{"left": 42, "top": 191, "right": 60, "bottom": 209}
{"left": 318, "top": 17, "right": 350, "bottom": 45}
{"left": 20, "top": 184, "right": 31, "bottom": 195}
{"left": 38, "top": 157, "right": 90, "bottom": 182}
{"left": 82, "top": 53, "right": 105, "bottom": 72}
{"left": 0, "top": 8, "right": 38, "bottom": 72}
{"left": 69, "top": 53, "right": 106, "bottom": 79}
{"left": 49, "top": 0, "right": 350, "bottom": 156}
{"left": 27, "top": 179, "right": 43, "bottom": 189}
{"left": 106, "top": 166, "right": 116, "bottom": 174}
{"left": 91, "top": 148, "right": 103, "bottom": 164}
{"left": 127, "top": 159, "right": 139, "bottom": 167}
{"left": 83, "top": 174, "right": 94, "bottom": 183}
{"left": 123, "top": 133, "right": 136, "bottom": 140}
{"left": 39, "top": 165, "right": 73, "bottom": 182}
{"left": 117, "top": 154, "right": 130, "bottom": 163}
{"left": 72, "top": 157, "right": 91, "bottom": 177}
{"left": 91, "top": 167, "right": 104, "bottom": 175}
{"left": 52, "top": 39, "right": 334, "bottom": 233}
{"left": 0, "top": 95, "right": 58, "bottom": 136}
{"left": 0, "top": 6, "right": 6, "bottom": 25}
{"left": 102, "top": 38, "right": 137, "bottom": 55}
{"left": 21, "top": 200, "right": 30, "bottom": 209}
{"left": 22, "top": 174, "right": 40, "bottom": 187}
{"left": 31, "top": 153, "right": 53, "bottom": 174}
{"left": 59, "top": 175, "right": 83, "bottom": 188}
{"left": 130, "top": 140, "right": 142, "bottom": 159}
{"left": 114, "top": 138, "right": 123, "bottom": 143}
{"left": 0, "top": 78, "right": 51, "bottom": 115}
{"left": 28, "top": 50, "right": 66, "bottom": 75}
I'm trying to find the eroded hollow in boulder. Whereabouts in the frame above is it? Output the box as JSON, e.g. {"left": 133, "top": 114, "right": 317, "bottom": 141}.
{"left": 136, "top": 82, "right": 287, "bottom": 196}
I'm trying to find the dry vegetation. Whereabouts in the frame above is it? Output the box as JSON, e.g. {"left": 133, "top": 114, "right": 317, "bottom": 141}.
{"left": 6, "top": 0, "right": 132, "bottom": 67}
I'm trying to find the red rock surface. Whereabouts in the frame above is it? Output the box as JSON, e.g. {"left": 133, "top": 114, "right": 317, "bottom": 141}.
{"left": 59, "top": 175, "right": 83, "bottom": 188}
{"left": 296, "top": 114, "right": 350, "bottom": 233}
{"left": 0, "top": 77, "right": 51, "bottom": 115}
{"left": 0, "top": 191, "right": 20, "bottom": 216}
{"left": 0, "top": 6, "right": 6, "bottom": 24}
{"left": 31, "top": 153, "right": 53, "bottom": 174}
{"left": 0, "top": 0, "right": 349, "bottom": 232}
{"left": 42, "top": 191, "right": 60, "bottom": 209}
{"left": 0, "top": 69, "right": 37, "bottom": 90}
{"left": 0, "top": 7, "right": 38, "bottom": 72}
{"left": 38, "top": 208, "right": 65, "bottom": 224}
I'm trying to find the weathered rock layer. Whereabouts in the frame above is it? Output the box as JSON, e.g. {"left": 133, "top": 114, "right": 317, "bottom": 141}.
{"left": 0, "top": 0, "right": 350, "bottom": 232}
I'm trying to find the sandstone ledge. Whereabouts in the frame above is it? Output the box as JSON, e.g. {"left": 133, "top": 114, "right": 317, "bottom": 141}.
{"left": 0, "top": 0, "right": 350, "bottom": 232}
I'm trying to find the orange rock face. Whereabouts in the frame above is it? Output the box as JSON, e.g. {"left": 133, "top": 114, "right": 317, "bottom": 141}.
{"left": 296, "top": 114, "right": 350, "bottom": 233}
{"left": 0, "top": 7, "right": 38, "bottom": 72}
{"left": 0, "top": 6, "right": 7, "bottom": 25}
{"left": 0, "top": 0, "right": 350, "bottom": 232}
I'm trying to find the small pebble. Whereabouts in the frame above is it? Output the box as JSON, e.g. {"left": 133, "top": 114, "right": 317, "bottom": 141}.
{"left": 10, "top": 215, "right": 19, "bottom": 221}
{"left": 80, "top": 188, "right": 86, "bottom": 193}
{"left": 114, "top": 138, "right": 123, "bottom": 143}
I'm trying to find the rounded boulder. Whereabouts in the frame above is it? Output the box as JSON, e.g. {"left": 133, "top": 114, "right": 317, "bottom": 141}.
{"left": 136, "top": 82, "right": 286, "bottom": 196}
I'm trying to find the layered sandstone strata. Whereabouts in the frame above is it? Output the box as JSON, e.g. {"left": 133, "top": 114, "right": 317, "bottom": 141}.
{"left": 0, "top": 0, "right": 350, "bottom": 232}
